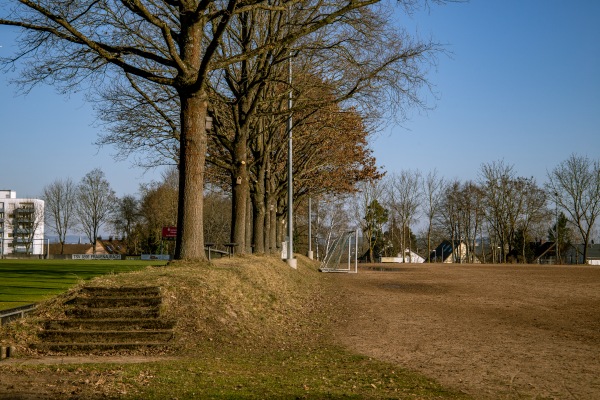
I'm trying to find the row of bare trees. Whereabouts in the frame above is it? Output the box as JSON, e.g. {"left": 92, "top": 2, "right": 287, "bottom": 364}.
{"left": 43, "top": 169, "right": 117, "bottom": 254}
{"left": 2, "top": 0, "right": 447, "bottom": 261}
{"left": 41, "top": 153, "right": 598, "bottom": 263}
{"left": 347, "top": 154, "right": 600, "bottom": 263}
{"left": 43, "top": 166, "right": 232, "bottom": 256}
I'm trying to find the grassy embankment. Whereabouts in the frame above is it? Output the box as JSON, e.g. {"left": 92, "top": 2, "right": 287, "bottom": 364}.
{"left": 0, "top": 256, "right": 470, "bottom": 399}
{"left": 0, "top": 259, "right": 167, "bottom": 310}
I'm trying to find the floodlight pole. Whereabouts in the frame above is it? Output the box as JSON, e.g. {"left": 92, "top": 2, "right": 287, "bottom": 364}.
{"left": 555, "top": 192, "right": 560, "bottom": 264}
{"left": 307, "top": 196, "right": 313, "bottom": 259}
{"left": 286, "top": 38, "right": 296, "bottom": 269}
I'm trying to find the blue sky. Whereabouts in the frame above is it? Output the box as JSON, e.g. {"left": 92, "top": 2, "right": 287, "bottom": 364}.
{"left": 374, "top": 0, "right": 600, "bottom": 184}
{"left": 0, "top": 62, "right": 165, "bottom": 198}
{"left": 1, "top": 0, "right": 599, "bottom": 199}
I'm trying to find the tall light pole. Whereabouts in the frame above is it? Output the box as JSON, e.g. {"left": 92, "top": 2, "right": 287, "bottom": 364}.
{"left": 555, "top": 192, "right": 560, "bottom": 264}
{"left": 286, "top": 33, "right": 296, "bottom": 269}
{"left": 307, "top": 196, "right": 313, "bottom": 259}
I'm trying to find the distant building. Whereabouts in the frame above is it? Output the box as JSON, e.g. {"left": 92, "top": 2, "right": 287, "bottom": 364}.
{"left": 46, "top": 239, "right": 123, "bottom": 257}
{"left": 532, "top": 241, "right": 557, "bottom": 264}
{"left": 381, "top": 248, "right": 425, "bottom": 263}
{"left": 0, "top": 190, "right": 45, "bottom": 257}
{"left": 427, "top": 240, "right": 480, "bottom": 263}
{"left": 564, "top": 243, "right": 600, "bottom": 265}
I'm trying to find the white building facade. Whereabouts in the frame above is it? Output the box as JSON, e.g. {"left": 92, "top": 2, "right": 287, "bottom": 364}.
{"left": 381, "top": 248, "right": 425, "bottom": 264}
{"left": 0, "top": 190, "right": 45, "bottom": 257}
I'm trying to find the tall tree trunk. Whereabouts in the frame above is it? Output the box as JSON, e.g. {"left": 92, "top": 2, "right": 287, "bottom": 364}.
{"left": 252, "top": 197, "right": 265, "bottom": 253}
{"left": 175, "top": 93, "right": 207, "bottom": 260}
{"left": 251, "top": 163, "right": 266, "bottom": 254}
{"left": 276, "top": 198, "right": 286, "bottom": 256}
{"left": 268, "top": 194, "right": 278, "bottom": 254}
{"left": 264, "top": 199, "right": 271, "bottom": 253}
{"left": 245, "top": 192, "right": 252, "bottom": 253}
{"left": 426, "top": 226, "right": 432, "bottom": 262}
{"left": 230, "top": 136, "right": 248, "bottom": 251}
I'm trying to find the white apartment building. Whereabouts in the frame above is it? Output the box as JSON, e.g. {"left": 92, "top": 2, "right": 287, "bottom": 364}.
{"left": 0, "top": 190, "right": 45, "bottom": 257}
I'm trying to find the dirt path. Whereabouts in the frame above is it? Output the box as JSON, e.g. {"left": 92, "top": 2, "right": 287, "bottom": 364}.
{"left": 333, "top": 263, "right": 600, "bottom": 399}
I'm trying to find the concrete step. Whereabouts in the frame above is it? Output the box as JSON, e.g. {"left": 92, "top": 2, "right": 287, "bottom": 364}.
{"left": 80, "top": 286, "right": 161, "bottom": 297}
{"left": 32, "top": 342, "right": 171, "bottom": 353}
{"left": 43, "top": 318, "right": 175, "bottom": 331}
{"left": 65, "top": 306, "right": 160, "bottom": 319}
{"left": 39, "top": 329, "right": 174, "bottom": 343}
{"left": 66, "top": 296, "right": 162, "bottom": 308}
{"left": 34, "top": 286, "right": 174, "bottom": 355}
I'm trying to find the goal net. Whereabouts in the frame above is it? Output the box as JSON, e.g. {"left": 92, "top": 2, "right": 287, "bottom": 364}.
{"left": 319, "top": 230, "right": 358, "bottom": 273}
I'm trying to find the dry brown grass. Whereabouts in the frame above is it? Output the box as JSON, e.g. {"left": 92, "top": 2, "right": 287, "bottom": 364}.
{"left": 1, "top": 254, "right": 332, "bottom": 358}
{"left": 94, "top": 254, "right": 330, "bottom": 354}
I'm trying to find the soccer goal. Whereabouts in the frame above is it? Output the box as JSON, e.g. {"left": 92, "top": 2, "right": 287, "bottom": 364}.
{"left": 319, "top": 230, "right": 358, "bottom": 273}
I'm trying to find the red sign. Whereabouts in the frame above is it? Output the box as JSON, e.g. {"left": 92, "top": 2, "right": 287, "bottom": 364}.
{"left": 162, "top": 226, "right": 177, "bottom": 239}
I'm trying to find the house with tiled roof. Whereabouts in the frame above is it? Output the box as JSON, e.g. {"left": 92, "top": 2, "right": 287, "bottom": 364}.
{"left": 564, "top": 243, "right": 600, "bottom": 265}
{"left": 426, "top": 240, "right": 480, "bottom": 263}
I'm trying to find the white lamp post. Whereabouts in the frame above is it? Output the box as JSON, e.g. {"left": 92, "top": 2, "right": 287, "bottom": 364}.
{"left": 286, "top": 25, "right": 296, "bottom": 269}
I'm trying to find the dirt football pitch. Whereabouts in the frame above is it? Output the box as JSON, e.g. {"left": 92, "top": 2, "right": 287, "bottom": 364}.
{"left": 333, "top": 263, "right": 600, "bottom": 399}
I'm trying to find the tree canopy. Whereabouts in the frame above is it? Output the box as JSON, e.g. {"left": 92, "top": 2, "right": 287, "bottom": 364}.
{"left": 1, "top": 0, "right": 447, "bottom": 260}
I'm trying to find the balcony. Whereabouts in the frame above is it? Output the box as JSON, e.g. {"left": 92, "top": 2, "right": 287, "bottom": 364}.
{"left": 14, "top": 208, "right": 34, "bottom": 216}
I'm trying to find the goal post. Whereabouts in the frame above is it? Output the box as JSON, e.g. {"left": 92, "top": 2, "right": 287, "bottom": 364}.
{"left": 319, "top": 230, "right": 358, "bottom": 273}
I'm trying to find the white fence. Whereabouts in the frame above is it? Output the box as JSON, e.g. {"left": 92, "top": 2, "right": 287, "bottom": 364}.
{"left": 72, "top": 254, "right": 123, "bottom": 260}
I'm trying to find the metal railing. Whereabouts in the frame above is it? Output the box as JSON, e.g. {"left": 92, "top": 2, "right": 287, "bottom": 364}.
{"left": 0, "top": 303, "right": 37, "bottom": 325}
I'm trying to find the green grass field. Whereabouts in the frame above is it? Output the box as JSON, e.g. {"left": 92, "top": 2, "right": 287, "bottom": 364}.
{"left": 0, "top": 259, "right": 168, "bottom": 311}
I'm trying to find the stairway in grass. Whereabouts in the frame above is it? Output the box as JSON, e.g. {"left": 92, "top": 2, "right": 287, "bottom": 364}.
{"left": 35, "top": 286, "right": 175, "bottom": 354}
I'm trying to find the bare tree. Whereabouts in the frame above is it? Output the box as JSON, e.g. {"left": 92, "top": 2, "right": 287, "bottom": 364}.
{"left": 112, "top": 194, "right": 142, "bottom": 253}
{"left": 75, "top": 169, "right": 116, "bottom": 254}
{"left": 3, "top": 0, "right": 434, "bottom": 261}
{"left": 386, "top": 170, "right": 421, "bottom": 261}
{"left": 438, "top": 179, "right": 461, "bottom": 261}
{"left": 422, "top": 169, "right": 445, "bottom": 261}
{"left": 479, "top": 160, "right": 517, "bottom": 263}
{"left": 353, "top": 179, "right": 386, "bottom": 262}
{"left": 203, "top": 186, "right": 232, "bottom": 249}
{"left": 43, "top": 178, "right": 76, "bottom": 254}
{"left": 97, "top": 2, "right": 440, "bottom": 254}
{"left": 547, "top": 154, "right": 600, "bottom": 263}
{"left": 513, "top": 178, "right": 548, "bottom": 262}
{"left": 308, "top": 194, "right": 353, "bottom": 261}
{"left": 455, "top": 181, "right": 484, "bottom": 263}
{"left": 137, "top": 167, "right": 179, "bottom": 254}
